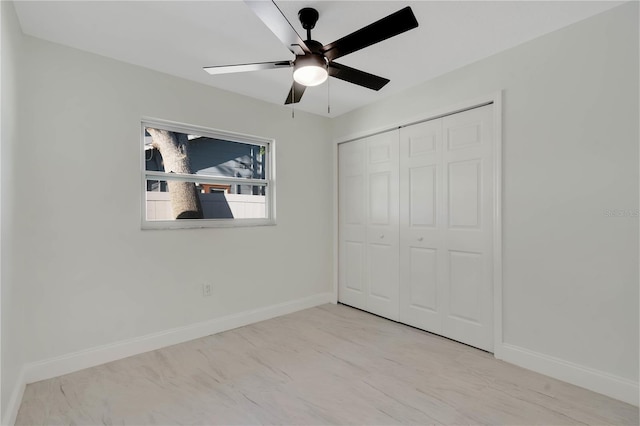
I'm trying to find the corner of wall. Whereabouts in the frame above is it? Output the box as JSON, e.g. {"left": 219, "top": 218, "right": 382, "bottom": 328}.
{"left": 6, "top": 292, "right": 332, "bottom": 424}
{"left": 1, "top": 0, "right": 26, "bottom": 423}
{"left": 1, "top": 367, "right": 25, "bottom": 426}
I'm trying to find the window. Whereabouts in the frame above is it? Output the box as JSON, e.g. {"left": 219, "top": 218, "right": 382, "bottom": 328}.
{"left": 141, "top": 119, "right": 275, "bottom": 229}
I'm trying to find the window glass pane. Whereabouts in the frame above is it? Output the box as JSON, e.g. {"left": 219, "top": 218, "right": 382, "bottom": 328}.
{"left": 145, "top": 180, "right": 267, "bottom": 221}
{"left": 142, "top": 122, "right": 273, "bottom": 228}
{"left": 144, "top": 129, "right": 266, "bottom": 180}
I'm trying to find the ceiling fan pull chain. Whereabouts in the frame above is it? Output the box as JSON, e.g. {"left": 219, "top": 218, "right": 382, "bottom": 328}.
{"left": 327, "top": 75, "right": 331, "bottom": 115}
{"left": 291, "top": 68, "right": 295, "bottom": 119}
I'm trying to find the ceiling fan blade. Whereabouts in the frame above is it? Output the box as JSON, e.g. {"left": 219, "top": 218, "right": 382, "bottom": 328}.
{"left": 284, "top": 81, "right": 306, "bottom": 104}
{"left": 329, "top": 63, "right": 390, "bottom": 91}
{"left": 245, "top": 1, "right": 311, "bottom": 55}
{"left": 321, "top": 6, "right": 418, "bottom": 62}
{"left": 203, "top": 60, "right": 292, "bottom": 75}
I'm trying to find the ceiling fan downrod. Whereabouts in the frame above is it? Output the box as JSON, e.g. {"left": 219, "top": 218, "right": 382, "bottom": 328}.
{"left": 298, "top": 7, "right": 319, "bottom": 41}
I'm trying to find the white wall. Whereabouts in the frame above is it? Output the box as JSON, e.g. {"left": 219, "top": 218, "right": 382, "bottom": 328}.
{"left": 12, "top": 28, "right": 333, "bottom": 366}
{"left": 332, "top": 1, "right": 638, "bottom": 388}
{"left": 1, "top": 0, "right": 25, "bottom": 419}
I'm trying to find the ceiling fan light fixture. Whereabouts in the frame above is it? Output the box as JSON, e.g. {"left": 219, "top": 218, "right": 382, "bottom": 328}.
{"left": 293, "top": 54, "right": 328, "bottom": 87}
{"left": 213, "top": 3, "right": 418, "bottom": 105}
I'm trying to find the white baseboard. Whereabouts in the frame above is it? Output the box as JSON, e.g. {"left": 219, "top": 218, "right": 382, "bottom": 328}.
{"left": 3, "top": 292, "right": 332, "bottom": 425}
{"left": 501, "top": 343, "right": 639, "bottom": 406}
{"left": 2, "top": 367, "right": 26, "bottom": 426}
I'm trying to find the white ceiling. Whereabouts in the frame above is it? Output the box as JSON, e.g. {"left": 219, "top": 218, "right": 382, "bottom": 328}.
{"left": 14, "top": 1, "right": 623, "bottom": 117}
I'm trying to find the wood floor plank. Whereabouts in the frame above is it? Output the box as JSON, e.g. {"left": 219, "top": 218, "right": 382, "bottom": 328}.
{"left": 15, "top": 304, "right": 639, "bottom": 425}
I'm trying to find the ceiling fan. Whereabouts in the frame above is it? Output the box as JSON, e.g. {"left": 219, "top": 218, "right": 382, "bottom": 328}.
{"left": 204, "top": 1, "right": 419, "bottom": 105}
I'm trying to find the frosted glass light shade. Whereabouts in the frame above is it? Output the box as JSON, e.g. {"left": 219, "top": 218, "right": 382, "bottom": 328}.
{"left": 293, "top": 55, "right": 328, "bottom": 87}
{"left": 294, "top": 66, "right": 328, "bottom": 86}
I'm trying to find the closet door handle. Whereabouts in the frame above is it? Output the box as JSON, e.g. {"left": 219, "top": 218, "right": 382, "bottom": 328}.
{"left": 379, "top": 234, "right": 385, "bottom": 239}
{"left": 417, "top": 237, "right": 423, "bottom": 242}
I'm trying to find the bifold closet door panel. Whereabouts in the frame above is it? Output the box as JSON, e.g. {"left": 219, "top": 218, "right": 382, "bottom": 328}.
{"left": 399, "top": 119, "right": 444, "bottom": 332}
{"left": 364, "top": 131, "right": 400, "bottom": 321}
{"left": 441, "top": 105, "right": 494, "bottom": 352}
{"left": 340, "top": 103, "right": 494, "bottom": 352}
{"left": 338, "top": 139, "right": 367, "bottom": 310}
{"left": 399, "top": 104, "right": 494, "bottom": 352}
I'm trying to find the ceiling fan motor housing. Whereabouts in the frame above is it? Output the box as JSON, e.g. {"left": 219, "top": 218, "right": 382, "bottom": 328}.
{"left": 295, "top": 54, "right": 326, "bottom": 70}
{"left": 303, "top": 39, "right": 324, "bottom": 55}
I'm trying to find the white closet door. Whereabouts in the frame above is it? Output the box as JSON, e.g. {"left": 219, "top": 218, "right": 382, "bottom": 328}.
{"left": 338, "top": 130, "right": 399, "bottom": 320}
{"left": 365, "top": 131, "right": 400, "bottom": 320}
{"left": 399, "top": 119, "right": 444, "bottom": 332}
{"left": 341, "top": 104, "right": 494, "bottom": 351}
{"left": 338, "top": 139, "right": 367, "bottom": 310}
{"left": 399, "top": 104, "right": 494, "bottom": 352}
{"left": 441, "top": 105, "right": 494, "bottom": 351}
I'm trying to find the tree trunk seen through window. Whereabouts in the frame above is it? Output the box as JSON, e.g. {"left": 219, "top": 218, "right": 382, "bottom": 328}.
{"left": 146, "top": 128, "right": 204, "bottom": 219}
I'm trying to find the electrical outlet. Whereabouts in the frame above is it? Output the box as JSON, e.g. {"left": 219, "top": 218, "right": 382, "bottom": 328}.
{"left": 202, "top": 283, "right": 213, "bottom": 297}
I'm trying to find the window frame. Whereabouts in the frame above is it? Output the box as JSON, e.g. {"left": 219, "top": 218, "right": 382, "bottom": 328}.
{"left": 141, "top": 118, "right": 276, "bottom": 230}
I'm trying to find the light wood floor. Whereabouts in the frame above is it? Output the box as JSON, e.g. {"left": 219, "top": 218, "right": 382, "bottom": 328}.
{"left": 16, "top": 304, "right": 638, "bottom": 425}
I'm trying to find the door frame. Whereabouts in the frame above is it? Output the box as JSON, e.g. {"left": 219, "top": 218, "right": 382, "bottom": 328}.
{"left": 332, "top": 91, "right": 504, "bottom": 359}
